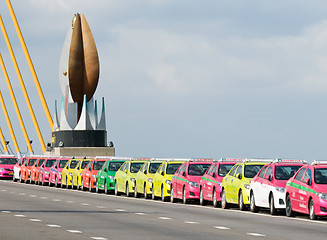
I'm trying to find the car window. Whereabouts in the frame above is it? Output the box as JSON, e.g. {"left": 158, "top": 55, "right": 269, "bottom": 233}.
{"left": 81, "top": 160, "right": 90, "bottom": 169}
{"left": 70, "top": 160, "right": 79, "bottom": 169}
{"left": 140, "top": 163, "right": 148, "bottom": 172}
{"left": 59, "top": 160, "right": 68, "bottom": 168}
{"left": 314, "top": 168, "right": 327, "bottom": 184}
{"left": 218, "top": 164, "right": 235, "bottom": 177}
{"left": 294, "top": 168, "right": 306, "bottom": 181}
{"left": 244, "top": 164, "right": 264, "bottom": 178}
{"left": 275, "top": 165, "right": 302, "bottom": 180}
{"left": 235, "top": 165, "right": 243, "bottom": 178}
{"left": 302, "top": 168, "right": 312, "bottom": 183}
{"left": 28, "top": 159, "right": 37, "bottom": 166}
{"left": 178, "top": 164, "right": 186, "bottom": 174}
{"left": 38, "top": 159, "right": 45, "bottom": 166}
{"left": 188, "top": 164, "right": 211, "bottom": 176}
{"left": 149, "top": 163, "right": 162, "bottom": 173}
{"left": 264, "top": 167, "right": 273, "bottom": 178}
{"left": 45, "top": 159, "right": 56, "bottom": 168}
{"left": 93, "top": 161, "right": 105, "bottom": 171}
{"left": 109, "top": 162, "right": 124, "bottom": 171}
{"left": 258, "top": 166, "right": 268, "bottom": 178}
{"left": 229, "top": 165, "right": 239, "bottom": 176}
{"left": 166, "top": 163, "right": 182, "bottom": 175}
{"left": 130, "top": 162, "right": 144, "bottom": 173}
{"left": 206, "top": 164, "right": 215, "bottom": 175}
{"left": 0, "top": 158, "right": 17, "bottom": 164}
{"left": 157, "top": 164, "right": 165, "bottom": 173}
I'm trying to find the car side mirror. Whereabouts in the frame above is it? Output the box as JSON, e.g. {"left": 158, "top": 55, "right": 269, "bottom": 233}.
{"left": 55, "top": 165, "right": 57, "bottom": 169}
{"left": 144, "top": 170, "right": 147, "bottom": 175}
{"left": 161, "top": 171, "right": 164, "bottom": 176}
{"left": 266, "top": 175, "right": 272, "bottom": 181}
{"left": 104, "top": 168, "right": 107, "bottom": 172}
{"left": 182, "top": 172, "right": 186, "bottom": 177}
{"left": 236, "top": 173, "right": 242, "bottom": 179}
{"left": 305, "top": 178, "right": 311, "bottom": 186}
{"left": 212, "top": 172, "right": 216, "bottom": 178}
{"left": 124, "top": 169, "right": 128, "bottom": 173}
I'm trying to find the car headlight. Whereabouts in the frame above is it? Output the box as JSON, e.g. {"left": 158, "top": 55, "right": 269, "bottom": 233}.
{"left": 0, "top": 168, "right": 3, "bottom": 171}
{"left": 275, "top": 187, "right": 285, "bottom": 193}
{"left": 108, "top": 176, "right": 115, "bottom": 180}
{"left": 45, "top": 171, "right": 49, "bottom": 175}
{"left": 244, "top": 184, "right": 250, "bottom": 189}
{"left": 130, "top": 178, "right": 135, "bottom": 182}
{"left": 92, "top": 175, "right": 97, "bottom": 178}
{"left": 317, "top": 192, "right": 327, "bottom": 201}
{"left": 79, "top": 173, "right": 82, "bottom": 176}
{"left": 165, "top": 180, "right": 171, "bottom": 185}
{"left": 148, "top": 178, "right": 153, "bottom": 183}
{"left": 188, "top": 181, "right": 200, "bottom": 188}
{"left": 68, "top": 172, "right": 72, "bottom": 176}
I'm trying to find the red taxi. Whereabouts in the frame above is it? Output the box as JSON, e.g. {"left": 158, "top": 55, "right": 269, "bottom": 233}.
{"left": 30, "top": 157, "right": 45, "bottom": 184}
{"left": 20, "top": 157, "right": 38, "bottom": 183}
{"left": 171, "top": 159, "right": 213, "bottom": 204}
{"left": 199, "top": 158, "right": 243, "bottom": 207}
{"left": 285, "top": 161, "right": 327, "bottom": 220}
{"left": 81, "top": 158, "right": 106, "bottom": 192}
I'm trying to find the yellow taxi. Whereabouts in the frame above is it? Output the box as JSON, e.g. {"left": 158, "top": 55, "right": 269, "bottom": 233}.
{"left": 61, "top": 158, "right": 82, "bottom": 188}
{"left": 71, "top": 158, "right": 92, "bottom": 189}
{"left": 221, "top": 159, "right": 272, "bottom": 210}
{"left": 134, "top": 158, "right": 166, "bottom": 199}
{"left": 114, "top": 158, "right": 149, "bottom": 196}
{"left": 152, "top": 159, "right": 188, "bottom": 201}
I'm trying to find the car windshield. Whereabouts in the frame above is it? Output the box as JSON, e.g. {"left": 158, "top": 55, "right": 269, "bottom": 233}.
{"left": 149, "top": 163, "right": 162, "bottom": 174}
{"left": 28, "top": 159, "right": 37, "bottom": 166}
{"left": 0, "top": 158, "right": 17, "bottom": 164}
{"left": 314, "top": 168, "right": 327, "bottom": 184}
{"left": 38, "top": 159, "right": 45, "bottom": 166}
{"left": 188, "top": 164, "right": 211, "bottom": 176}
{"left": 45, "top": 159, "right": 56, "bottom": 168}
{"left": 130, "top": 162, "right": 144, "bottom": 173}
{"left": 218, "top": 164, "right": 235, "bottom": 177}
{"left": 93, "top": 161, "right": 105, "bottom": 170}
{"left": 81, "top": 160, "right": 90, "bottom": 169}
{"left": 166, "top": 163, "right": 182, "bottom": 175}
{"left": 244, "top": 165, "right": 265, "bottom": 178}
{"left": 109, "top": 162, "right": 124, "bottom": 171}
{"left": 59, "top": 160, "right": 68, "bottom": 168}
{"left": 70, "top": 160, "right": 79, "bottom": 169}
{"left": 275, "top": 165, "right": 302, "bottom": 180}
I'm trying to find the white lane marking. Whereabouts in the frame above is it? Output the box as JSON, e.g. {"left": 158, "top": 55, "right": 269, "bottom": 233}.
{"left": 97, "top": 206, "right": 106, "bottom": 208}
{"left": 1, "top": 189, "right": 7, "bottom": 191}
{"left": 158, "top": 217, "right": 171, "bottom": 220}
{"left": 214, "top": 226, "right": 230, "bottom": 230}
{"left": 67, "top": 230, "right": 82, "bottom": 234}
{"left": 247, "top": 233, "right": 266, "bottom": 237}
{"left": 47, "top": 224, "right": 61, "bottom": 228}
{"left": 67, "top": 200, "right": 75, "bottom": 203}
{"left": 81, "top": 203, "right": 89, "bottom": 206}
{"left": 91, "top": 237, "right": 108, "bottom": 240}
{"left": 52, "top": 199, "right": 62, "bottom": 202}
{"left": 18, "top": 193, "right": 26, "bottom": 195}
{"left": 135, "top": 212, "right": 146, "bottom": 215}
{"left": 1, "top": 211, "right": 11, "bottom": 213}
{"left": 184, "top": 221, "right": 199, "bottom": 224}
{"left": 116, "top": 209, "right": 126, "bottom": 212}
{"left": 29, "top": 195, "right": 37, "bottom": 197}
{"left": 41, "top": 197, "right": 48, "bottom": 199}
{"left": 14, "top": 215, "right": 26, "bottom": 217}
{"left": 29, "top": 219, "right": 42, "bottom": 222}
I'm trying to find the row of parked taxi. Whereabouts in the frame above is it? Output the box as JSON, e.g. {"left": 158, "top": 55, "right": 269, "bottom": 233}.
{"left": 1, "top": 154, "right": 327, "bottom": 220}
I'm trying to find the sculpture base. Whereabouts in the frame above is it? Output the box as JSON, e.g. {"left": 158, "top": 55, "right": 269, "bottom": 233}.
{"left": 45, "top": 147, "right": 115, "bottom": 157}
{"left": 51, "top": 130, "right": 107, "bottom": 147}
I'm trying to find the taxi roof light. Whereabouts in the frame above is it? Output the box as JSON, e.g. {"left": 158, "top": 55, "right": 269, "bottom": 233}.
{"left": 189, "top": 158, "right": 215, "bottom": 162}
{"left": 244, "top": 158, "right": 273, "bottom": 162}
{"left": 312, "top": 160, "right": 327, "bottom": 165}
{"left": 274, "top": 158, "right": 307, "bottom": 163}
{"left": 219, "top": 158, "right": 244, "bottom": 162}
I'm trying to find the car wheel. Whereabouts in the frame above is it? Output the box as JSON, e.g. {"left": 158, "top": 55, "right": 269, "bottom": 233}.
{"left": 238, "top": 190, "right": 245, "bottom": 211}
{"left": 96, "top": 181, "right": 100, "bottom": 193}
{"left": 170, "top": 186, "right": 177, "bottom": 203}
{"left": 126, "top": 182, "right": 130, "bottom": 197}
{"left": 115, "top": 181, "right": 121, "bottom": 196}
{"left": 182, "top": 187, "right": 188, "bottom": 204}
{"left": 25, "top": 173, "right": 28, "bottom": 184}
{"left": 66, "top": 177, "right": 69, "bottom": 189}
{"left": 89, "top": 180, "right": 92, "bottom": 192}
{"left": 199, "top": 188, "right": 206, "bottom": 206}
{"left": 221, "top": 189, "right": 230, "bottom": 209}
{"left": 19, "top": 173, "right": 23, "bottom": 183}
{"left": 144, "top": 184, "right": 149, "bottom": 199}
{"left": 161, "top": 186, "right": 166, "bottom": 202}
{"left": 81, "top": 179, "right": 84, "bottom": 191}
{"left": 270, "top": 194, "right": 277, "bottom": 215}
{"left": 309, "top": 199, "right": 317, "bottom": 220}
{"left": 104, "top": 180, "right": 108, "bottom": 194}
{"left": 286, "top": 194, "right": 295, "bottom": 217}
{"left": 213, "top": 189, "right": 219, "bottom": 208}
{"left": 134, "top": 184, "right": 139, "bottom": 198}
{"left": 250, "top": 192, "right": 259, "bottom": 213}
{"left": 55, "top": 177, "right": 59, "bottom": 188}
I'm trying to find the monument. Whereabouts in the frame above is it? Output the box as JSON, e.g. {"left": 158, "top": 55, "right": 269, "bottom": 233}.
{"left": 46, "top": 13, "right": 115, "bottom": 157}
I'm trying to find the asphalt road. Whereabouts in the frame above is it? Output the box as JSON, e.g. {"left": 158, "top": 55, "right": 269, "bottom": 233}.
{"left": 0, "top": 179, "right": 327, "bottom": 240}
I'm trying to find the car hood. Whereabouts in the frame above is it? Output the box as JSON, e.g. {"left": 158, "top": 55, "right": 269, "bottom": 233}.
{"left": 0, "top": 164, "right": 14, "bottom": 169}
{"left": 313, "top": 184, "right": 327, "bottom": 193}
{"left": 186, "top": 175, "right": 203, "bottom": 183}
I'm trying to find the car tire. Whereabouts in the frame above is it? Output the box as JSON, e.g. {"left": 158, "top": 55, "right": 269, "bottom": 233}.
{"left": 221, "top": 189, "right": 230, "bottom": 209}
{"left": 182, "top": 187, "right": 188, "bottom": 204}
{"left": 126, "top": 182, "right": 130, "bottom": 197}
{"left": 250, "top": 192, "right": 259, "bottom": 213}
{"left": 199, "top": 188, "right": 206, "bottom": 206}
{"left": 55, "top": 177, "right": 59, "bottom": 188}
{"left": 96, "top": 181, "right": 100, "bottom": 193}
{"left": 286, "top": 194, "right": 295, "bottom": 217}
{"left": 134, "top": 184, "right": 139, "bottom": 198}
{"left": 170, "top": 186, "right": 177, "bottom": 203}
{"left": 19, "top": 173, "right": 23, "bottom": 183}
{"left": 115, "top": 181, "right": 121, "bottom": 196}
{"left": 213, "top": 189, "right": 219, "bottom": 208}
{"left": 89, "top": 180, "right": 93, "bottom": 192}
{"left": 66, "top": 177, "right": 70, "bottom": 189}
{"left": 270, "top": 194, "right": 277, "bottom": 215}
{"left": 152, "top": 189, "right": 156, "bottom": 200}
{"left": 25, "top": 173, "right": 28, "bottom": 184}
{"left": 309, "top": 199, "right": 317, "bottom": 220}
{"left": 161, "top": 186, "right": 166, "bottom": 202}
{"left": 238, "top": 190, "right": 245, "bottom": 211}
{"left": 144, "top": 184, "right": 149, "bottom": 199}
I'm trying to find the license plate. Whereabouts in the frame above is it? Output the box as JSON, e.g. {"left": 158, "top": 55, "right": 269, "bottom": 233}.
{"left": 9, "top": 172, "right": 13, "bottom": 175}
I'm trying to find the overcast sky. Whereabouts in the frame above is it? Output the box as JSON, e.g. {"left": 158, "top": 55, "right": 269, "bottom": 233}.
{"left": 1, "top": 0, "right": 327, "bottom": 161}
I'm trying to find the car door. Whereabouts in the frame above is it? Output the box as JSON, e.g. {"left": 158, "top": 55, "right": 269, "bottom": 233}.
{"left": 202, "top": 164, "right": 215, "bottom": 198}
{"left": 224, "top": 164, "right": 238, "bottom": 201}
{"left": 298, "top": 168, "right": 312, "bottom": 214}
{"left": 251, "top": 165, "right": 268, "bottom": 206}
{"left": 260, "top": 166, "right": 273, "bottom": 207}
{"left": 230, "top": 165, "right": 243, "bottom": 203}
{"left": 176, "top": 164, "right": 187, "bottom": 198}
{"left": 98, "top": 161, "right": 108, "bottom": 187}
{"left": 290, "top": 167, "right": 306, "bottom": 212}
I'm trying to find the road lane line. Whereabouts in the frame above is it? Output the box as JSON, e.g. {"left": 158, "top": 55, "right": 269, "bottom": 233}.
{"left": 135, "top": 212, "right": 146, "bottom": 215}
{"left": 14, "top": 215, "right": 26, "bottom": 217}
{"left": 1, "top": 211, "right": 11, "bottom": 213}
{"left": 158, "top": 217, "right": 171, "bottom": 220}
{"left": 81, "top": 203, "right": 89, "bottom": 206}
{"left": 47, "top": 224, "right": 61, "bottom": 228}
{"left": 29, "top": 219, "right": 42, "bottom": 222}
{"left": 91, "top": 237, "right": 108, "bottom": 240}
{"left": 52, "top": 199, "right": 62, "bottom": 202}
{"left": 18, "top": 193, "right": 26, "bottom": 195}
{"left": 184, "top": 221, "right": 199, "bottom": 224}
{"left": 1, "top": 189, "right": 7, "bottom": 191}
{"left": 29, "top": 195, "right": 37, "bottom": 197}
{"left": 116, "top": 209, "right": 126, "bottom": 212}
{"left": 214, "top": 226, "right": 230, "bottom": 230}
{"left": 41, "top": 197, "right": 48, "bottom": 199}
{"left": 97, "top": 206, "right": 106, "bottom": 208}
{"left": 247, "top": 233, "right": 266, "bottom": 237}
{"left": 67, "top": 230, "right": 82, "bottom": 233}
{"left": 67, "top": 200, "right": 75, "bottom": 203}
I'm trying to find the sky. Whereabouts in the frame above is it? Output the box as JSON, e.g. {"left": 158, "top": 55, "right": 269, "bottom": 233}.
{"left": 1, "top": 0, "right": 327, "bottom": 161}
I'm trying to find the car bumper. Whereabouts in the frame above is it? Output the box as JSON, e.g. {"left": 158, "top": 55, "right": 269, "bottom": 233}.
{"left": 186, "top": 185, "right": 200, "bottom": 199}
{"left": 106, "top": 179, "right": 115, "bottom": 190}
{"left": 315, "top": 198, "right": 327, "bottom": 216}
{"left": 243, "top": 188, "right": 251, "bottom": 205}
{"left": 0, "top": 170, "right": 13, "bottom": 178}
{"left": 273, "top": 191, "right": 286, "bottom": 209}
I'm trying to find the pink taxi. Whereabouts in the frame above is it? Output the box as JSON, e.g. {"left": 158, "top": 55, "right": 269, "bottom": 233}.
{"left": 0, "top": 155, "right": 18, "bottom": 179}
{"left": 250, "top": 159, "right": 306, "bottom": 215}
{"left": 38, "top": 158, "right": 57, "bottom": 185}
{"left": 199, "top": 158, "right": 243, "bottom": 207}
{"left": 285, "top": 161, "right": 327, "bottom": 220}
{"left": 171, "top": 159, "right": 213, "bottom": 204}
{"left": 49, "top": 158, "right": 70, "bottom": 187}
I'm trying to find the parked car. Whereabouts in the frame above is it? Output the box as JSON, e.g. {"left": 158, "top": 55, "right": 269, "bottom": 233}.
{"left": 61, "top": 158, "right": 82, "bottom": 188}
{"left": 72, "top": 158, "right": 92, "bottom": 189}
{"left": 13, "top": 157, "right": 24, "bottom": 182}
{"left": 81, "top": 158, "right": 105, "bottom": 192}
{"left": 199, "top": 158, "right": 243, "bottom": 207}
{"left": 0, "top": 155, "right": 18, "bottom": 179}
{"left": 20, "top": 157, "right": 38, "bottom": 183}
{"left": 170, "top": 159, "right": 213, "bottom": 204}
{"left": 38, "top": 158, "right": 57, "bottom": 185}
{"left": 250, "top": 159, "right": 306, "bottom": 214}
{"left": 30, "top": 157, "right": 45, "bottom": 184}
{"left": 49, "top": 157, "right": 70, "bottom": 187}
{"left": 221, "top": 159, "right": 273, "bottom": 210}
{"left": 285, "top": 161, "right": 327, "bottom": 220}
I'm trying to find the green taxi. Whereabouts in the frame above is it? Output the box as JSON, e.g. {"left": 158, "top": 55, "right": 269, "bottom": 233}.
{"left": 114, "top": 158, "right": 149, "bottom": 196}
{"left": 96, "top": 157, "right": 130, "bottom": 194}
{"left": 221, "top": 159, "right": 272, "bottom": 210}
